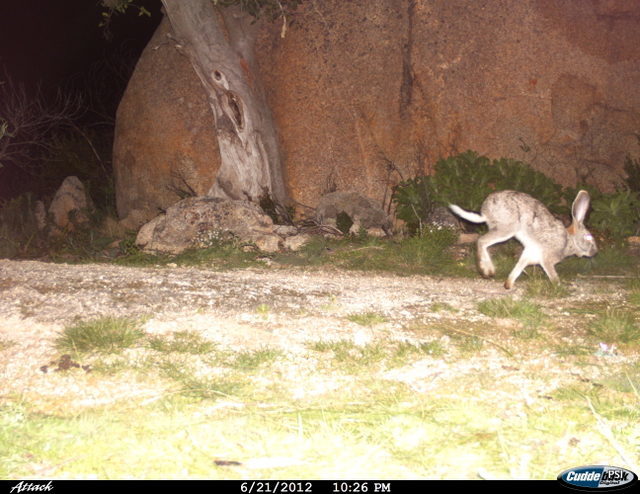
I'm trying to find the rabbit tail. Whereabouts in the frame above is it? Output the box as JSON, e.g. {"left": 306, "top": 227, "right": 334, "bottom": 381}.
{"left": 448, "top": 204, "right": 486, "bottom": 224}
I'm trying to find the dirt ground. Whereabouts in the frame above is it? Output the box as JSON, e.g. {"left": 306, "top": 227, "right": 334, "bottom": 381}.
{"left": 0, "top": 258, "right": 633, "bottom": 410}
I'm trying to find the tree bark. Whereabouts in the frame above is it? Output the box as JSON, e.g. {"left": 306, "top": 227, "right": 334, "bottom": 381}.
{"left": 160, "top": 0, "right": 286, "bottom": 204}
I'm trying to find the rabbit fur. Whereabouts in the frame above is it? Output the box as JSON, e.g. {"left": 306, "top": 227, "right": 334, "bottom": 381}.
{"left": 449, "top": 190, "right": 597, "bottom": 289}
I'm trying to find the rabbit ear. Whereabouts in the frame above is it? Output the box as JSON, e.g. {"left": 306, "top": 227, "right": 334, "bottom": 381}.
{"left": 572, "top": 190, "right": 591, "bottom": 224}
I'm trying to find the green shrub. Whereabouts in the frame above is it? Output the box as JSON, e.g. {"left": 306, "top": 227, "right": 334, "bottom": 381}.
{"left": 397, "top": 227, "right": 458, "bottom": 269}
{"left": 392, "top": 175, "right": 437, "bottom": 235}
{"left": 0, "top": 193, "right": 43, "bottom": 258}
{"left": 393, "top": 151, "right": 567, "bottom": 235}
{"left": 624, "top": 148, "right": 640, "bottom": 193}
{"left": 427, "top": 151, "right": 495, "bottom": 212}
{"left": 585, "top": 141, "right": 640, "bottom": 241}
{"left": 589, "top": 189, "right": 640, "bottom": 241}
{"left": 490, "top": 158, "right": 565, "bottom": 215}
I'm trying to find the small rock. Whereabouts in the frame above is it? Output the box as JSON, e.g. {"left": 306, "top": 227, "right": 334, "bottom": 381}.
{"left": 253, "top": 234, "right": 281, "bottom": 253}
{"left": 429, "top": 206, "right": 462, "bottom": 230}
{"left": 135, "top": 215, "right": 165, "bottom": 248}
{"left": 628, "top": 236, "right": 640, "bottom": 245}
{"left": 365, "top": 227, "right": 387, "bottom": 238}
{"left": 48, "top": 176, "right": 94, "bottom": 233}
{"left": 457, "top": 233, "right": 480, "bottom": 244}
{"left": 34, "top": 200, "right": 46, "bottom": 231}
{"left": 284, "top": 233, "right": 311, "bottom": 251}
{"left": 136, "top": 197, "right": 278, "bottom": 255}
{"left": 274, "top": 224, "right": 298, "bottom": 236}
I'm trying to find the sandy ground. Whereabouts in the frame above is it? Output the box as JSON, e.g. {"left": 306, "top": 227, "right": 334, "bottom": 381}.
{"left": 0, "top": 258, "right": 631, "bottom": 410}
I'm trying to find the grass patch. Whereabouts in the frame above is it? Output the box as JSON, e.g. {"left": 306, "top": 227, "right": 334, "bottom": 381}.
{"left": 274, "top": 233, "right": 468, "bottom": 277}
{"left": 525, "top": 276, "right": 571, "bottom": 298}
{"left": 116, "top": 243, "right": 265, "bottom": 270}
{"left": 147, "top": 330, "right": 216, "bottom": 355}
{"left": 553, "top": 344, "right": 593, "bottom": 357}
{"left": 588, "top": 308, "right": 640, "bottom": 344}
{"left": 3, "top": 323, "right": 640, "bottom": 479}
{"left": 627, "top": 278, "right": 640, "bottom": 306}
{"left": 551, "top": 366, "right": 640, "bottom": 423}
{"left": 229, "top": 347, "right": 283, "bottom": 370}
{"left": 308, "top": 339, "right": 356, "bottom": 353}
{"left": 158, "top": 360, "right": 246, "bottom": 400}
{"left": 9, "top": 373, "right": 637, "bottom": 479}
{"left": 309, "top": 338, "right": 446, "bottom": 372}
{"left": 308, "top": 339, "right": 387, "bottom": 370}
{"left": 55, "top": 316, "right": 146, "bottom": 354}
{"left": 256, "top": 303, "right": 271, "bottom": 319}
{"left": 392, "top": 340, "right": 447, "bottom": 360}
{"left": 478, "top": 297, "right": 546, "bottom": 329}
{"left": 0, "top": 338, "right": 15, "bottom": 351}
{"left": 346, "top": 312, "right": 388, "bottom": 326}
{"left": 430, "top": 302, "right": 458, "bottom": 313}
{"left": 559, "top": 245, "right": 637, "bottom": 278}
{"left": 455, "top": 334, "right": 484, "bottom": 353}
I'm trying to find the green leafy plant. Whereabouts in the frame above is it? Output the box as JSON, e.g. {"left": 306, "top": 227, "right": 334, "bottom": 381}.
{"left": 623, "top": 145, "right": 640, "bottom": 193}
{"left": 427, "top": 150, "right": 494, "bottom": 212}
{"left": 491, "top": 158, "right": 565, "bottom": 214}
{"left": 589, "top": 189, "right": 640, "bottom": 241}
{"left": 392, "top": 175, "right": 437, "bottom": 235}
{"left": 396, "top": 227, "right": 459, "bottom": 269}
{"left": 433, "top": 152, "right": 566, "bottom": 213}
{"left": 393, "top": 151, "right": 567, "bottom": 235}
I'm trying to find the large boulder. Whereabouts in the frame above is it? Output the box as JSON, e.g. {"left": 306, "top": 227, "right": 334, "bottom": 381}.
{"left": 114, "top": 0, "right": 640, "bottom": 223}
{"left": 135, "top": 197, "right": 282, "bottom": 254}
{"left": 113, "top": 18, "right": 219, "bottom": 230}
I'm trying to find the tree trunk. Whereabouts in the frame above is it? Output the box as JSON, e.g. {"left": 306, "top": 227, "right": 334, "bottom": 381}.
{"left": 160, "top": 0, "right": 286, "bottom": 204}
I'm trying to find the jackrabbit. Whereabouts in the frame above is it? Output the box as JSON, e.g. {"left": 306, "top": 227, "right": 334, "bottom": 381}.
{"left": 449, "top": 190, "right": 597, "bottom": 289}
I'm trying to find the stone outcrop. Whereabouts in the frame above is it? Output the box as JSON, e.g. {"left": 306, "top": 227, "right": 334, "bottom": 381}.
{"left": 48, "top": 176, "right": 93, "bottom": 233}
{"left": 135, "top": 197, "right": 287, "bottom": 254}
{"left": 114, "top": 0, "right": 640, "bottom": 224}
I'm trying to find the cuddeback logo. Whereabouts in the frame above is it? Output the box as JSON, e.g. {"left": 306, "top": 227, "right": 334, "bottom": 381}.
{"left": 558, "top": 465, "right": 638, "bottom": 491}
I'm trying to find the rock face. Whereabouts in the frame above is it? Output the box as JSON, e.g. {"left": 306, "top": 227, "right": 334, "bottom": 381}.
{"left": 113, "top": 18, "right": 220, "bottom": 229}
{"left": 315, "top": 192, "right": 392, "bottom": 235}
{"left": 48, "top": 176, "right": 93, "bottom": 233}
{"left": 114, "top": 0, "right": 640, "bottom": 223}
{"left": 135, "top": 197, "right": 282, "bottom": 254}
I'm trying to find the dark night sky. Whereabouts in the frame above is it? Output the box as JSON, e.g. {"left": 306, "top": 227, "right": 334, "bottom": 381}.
{"left": 0, "top": 0, "right": 161, "bottom": 92}
{"left": 0, "top": 0, "right": 162, "bottom": 200}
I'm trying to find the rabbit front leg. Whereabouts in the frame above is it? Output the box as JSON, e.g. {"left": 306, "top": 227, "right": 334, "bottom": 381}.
{"left": 504, "top": 250, "right": 560, "bottom": 289}
{"left": 504, "top": 251, "right": 535, "bottom": 289}
{"left": 539, "top": 258, "right": 560, "bottom": 284}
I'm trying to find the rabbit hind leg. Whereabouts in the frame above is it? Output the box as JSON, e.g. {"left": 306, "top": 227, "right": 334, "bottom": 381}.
{"left": 476, "top": 229, "right": 513, "bottom": 279}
